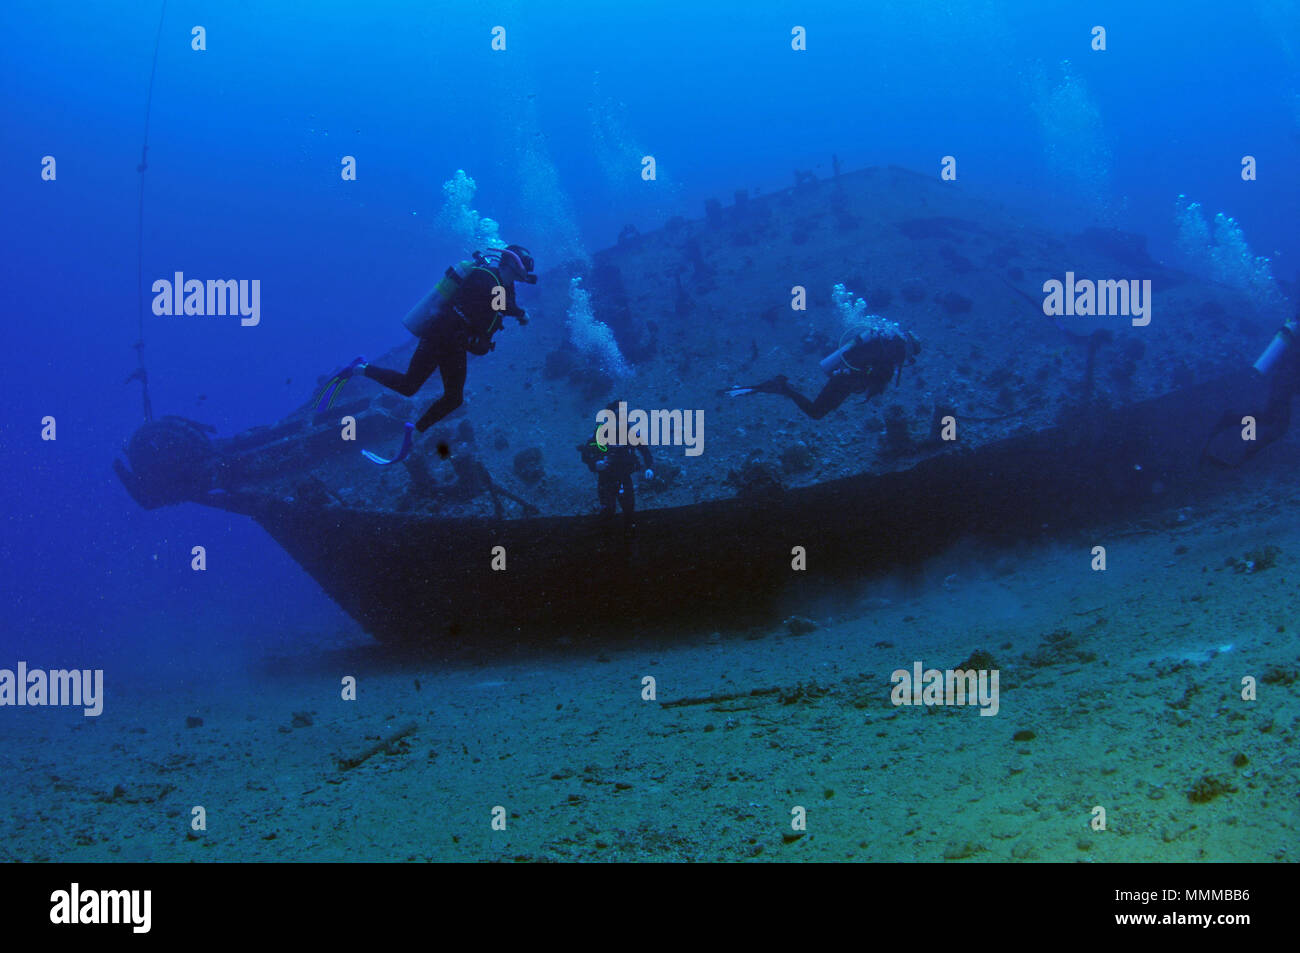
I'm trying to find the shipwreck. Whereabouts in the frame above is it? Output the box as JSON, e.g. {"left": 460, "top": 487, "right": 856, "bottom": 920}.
{"left": 115, "top": 166, "right": 1274, "bottom": 644}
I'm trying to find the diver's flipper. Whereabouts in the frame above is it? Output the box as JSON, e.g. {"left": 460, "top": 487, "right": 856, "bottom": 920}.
{"left": 313, "top": 357, "right": 366, "bottom": 418}
{"left": 361, "top": 422, "right": 415, "bottom": 466}
{"left": 312, "top": 376, "right": 347, "bottom": 416}
{"left": 720, "top": 376, "right": 788, "bottom": 398}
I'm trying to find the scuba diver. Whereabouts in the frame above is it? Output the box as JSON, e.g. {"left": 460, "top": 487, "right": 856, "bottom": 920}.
{"left": 578, "top": 403, "right": 654, "bottom": 534}
{"left": 723, "top": 324, "right": 921, "bottom": 419}
{"left": 1204, "top": 301, "right": 1300, "bottom": 466}
{"left": 315, "top": 245, "right": 537, "bottom": 464}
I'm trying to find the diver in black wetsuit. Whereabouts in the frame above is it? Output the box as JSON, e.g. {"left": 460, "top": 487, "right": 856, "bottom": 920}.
{"left": 578, "top": 409, "right": 654, "bottom": 533}
{"left": 725, "top": 327, "right": 921, "bottom": 419}
{"left": 319, "top": 245, "right": 537, "bottom": 434}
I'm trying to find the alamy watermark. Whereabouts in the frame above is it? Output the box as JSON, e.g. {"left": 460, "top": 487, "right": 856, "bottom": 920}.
{"left": 0, "top": 662, "right": 103, "bottom": 716}
{"left": 890, "top": 660, "right": 999, "bottom": 716}
{"left": 1042, "top": 272, "right": 1151, "bottom": 326}
{"left": 50, "top": 884, "right": 150, "bottom": 933}
{"left": 596, "top": 401, "right": 704, "bottom": 457}
{"left": 152, "top": 272, "right": 260, "bottom": 326}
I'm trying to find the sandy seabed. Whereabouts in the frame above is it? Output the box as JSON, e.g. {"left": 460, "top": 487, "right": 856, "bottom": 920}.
{"left": 4, "top": 469, "right": 1299, "bottom": 863}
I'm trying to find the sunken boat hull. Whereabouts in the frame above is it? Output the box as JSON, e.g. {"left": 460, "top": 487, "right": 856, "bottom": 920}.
{"left": 119, "top": 371, "right": 1257, "bottom": 644}
{"left": 115, "top": 166, "right": 1281, "bottom": 644}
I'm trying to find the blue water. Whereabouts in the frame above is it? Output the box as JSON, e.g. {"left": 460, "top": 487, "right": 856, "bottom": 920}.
{"left": 0, "top": 1, "right": 1298, "bottom": 860}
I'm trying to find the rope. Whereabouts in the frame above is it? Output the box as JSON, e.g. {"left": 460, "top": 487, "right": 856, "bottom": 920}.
{"left": 131, "top": 1, "right": 168, "bottom": 423}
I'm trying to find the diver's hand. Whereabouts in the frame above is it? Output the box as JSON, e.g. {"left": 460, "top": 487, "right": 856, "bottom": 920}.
{"left": 644, "top": 469, "right": 654, "bottom": 480}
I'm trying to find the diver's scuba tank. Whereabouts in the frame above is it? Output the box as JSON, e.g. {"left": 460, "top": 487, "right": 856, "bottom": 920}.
{"left": 401, "top": 252, "right": 491, "bottom": 337}
{"left": 1253, "top": 315, "right": 1299, "bottom": 377}
{"left": 816, "top": 325, "right": 920, "bottom": 374}
{"left": 820, "top": 330, "right": 872, "bottom": 375}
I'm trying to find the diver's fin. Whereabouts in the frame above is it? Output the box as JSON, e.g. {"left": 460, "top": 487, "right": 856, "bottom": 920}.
{"left": 720, "top": 376, "right": 788, "bottom": 398}
{"left": 361, "top": 422, "right": 415, "bottom": 466}
{"left": 312, "top": 375, "right": 347, "bottom": 416}
{"left": 313, "top": 357, "right": 366, "bottom": 418}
